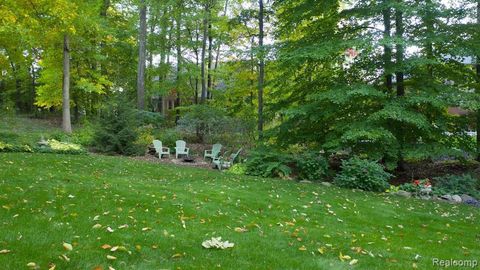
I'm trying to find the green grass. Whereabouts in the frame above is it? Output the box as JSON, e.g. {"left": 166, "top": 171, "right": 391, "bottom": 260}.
{"left": 0, "top": 153, "right": 479, "bottom": 269}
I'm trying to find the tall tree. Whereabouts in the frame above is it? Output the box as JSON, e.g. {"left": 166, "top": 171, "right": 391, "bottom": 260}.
{"left": 383, "top": 0, "right": 393, "bottom": 92}
{"left": 257, "top": 0, "right": 265, "bottom": 138}
{"left": 137, "top": 0, "right": 147, "bottom": 110}
{"left": 62, "top": 34, "right": 72, "bottom": 133}
{"left": 200, "top": 2, "right": 209, "bottom": 103}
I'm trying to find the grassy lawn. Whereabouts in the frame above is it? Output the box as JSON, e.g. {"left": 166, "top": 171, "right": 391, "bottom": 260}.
{"left": 0, "top": 153, "right": 478, "bottom": 269}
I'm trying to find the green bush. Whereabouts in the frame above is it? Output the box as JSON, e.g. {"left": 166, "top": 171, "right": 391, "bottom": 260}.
{"left": 0, "top": 141, "right": 33, "bottom": 153}
{"left": 227, "top": 163, "right": 247, "bottom": 175}
{"left": 154, "top": 128, "right": 183, "bottom": 149}
{"left": 136, "top": 110, "right": 165, "bottom": 128}
{"left": 92, "top": 97, "right": 142, "bottom": 156}
{"left": 333, "top": 157, "right": 391, "bottom": 192}
{"left": 433, "top": 174, "right": 479, "bottom": 198}
{"left": 296, "top": 152, "right": 329, "bottom": 181}
{"left": 245, "top": 148, "right": 294, "bottom": 178}
{"left": 35, "top": 139, "right": 86, "bottom": 155}
{"left": 71, "top": 122, "right": 95, "bottom": 147}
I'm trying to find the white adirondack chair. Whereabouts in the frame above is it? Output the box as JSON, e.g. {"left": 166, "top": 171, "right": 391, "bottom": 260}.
{"left": 204, "top": 143, "right": 222, "bottom": 160}
{"left": 153, "top": 140, "right": 170, "bottom": 158}
{"left": 213, "top": 148, "right": 243, "bottom": 170}
{"left": 175, "top": 140, "right": 190, "bottom": 159}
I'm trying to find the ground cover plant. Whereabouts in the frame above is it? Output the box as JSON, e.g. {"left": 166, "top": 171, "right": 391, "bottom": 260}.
{"left": 0, "top": 152, "right": 479, "bottom": 270}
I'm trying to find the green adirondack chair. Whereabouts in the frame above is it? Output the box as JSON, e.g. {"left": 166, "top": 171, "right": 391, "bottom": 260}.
{"left": 212, "top": 148, "right": 243, "bottom": 170}
{"left": 153, "top": 140, "right": 170, "bottom": 158}
{"left": 175, "top": 140, "right": 190, "bottom": 159}
{"left": 204, "top": 143, "right": 222, "bottom": 160}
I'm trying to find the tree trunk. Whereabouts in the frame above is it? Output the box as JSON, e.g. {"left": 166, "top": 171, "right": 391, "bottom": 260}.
{"left": 258, "top": 0, "right": 265, "bottom": 138}
{"left": 175, "top": 0, "right": 182, "bottom": 124}
{"left": 207, "top": 21, "right": 213, "bottom": 99}
{"left": 62, "top": 34, "right": 72, "bottom": 133}
{"left": 137, "top": 0, "right": 147, "bottom": 110}
{"left": 200, "top": 2, "right": 209, "bottom": 103}
{"left": 383, "top": 1, "right": 393, "bottom": 92}
{"left": 425, "top": 0, "right": 434, "bottom": 78}
{"left": 476, "top": 0, "right": 480, "bottom": 161}
{"left": 395, "top": 2, "right": 404, "bottom": 97}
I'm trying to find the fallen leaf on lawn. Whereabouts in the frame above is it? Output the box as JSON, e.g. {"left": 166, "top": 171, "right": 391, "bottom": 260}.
{"left": 118, "top": 224, "right": 128, "bottom": 229}
{"left": 106, "top": 227, "right": 114, "bottom": 233}
{"left": 48, "top": 263, "right": 56, "bottom": 270}
{"left": 298, "top": 245, "right": 307, "bottom": 251}
{"left": 0, "top": 249, "right": 10, "bottom": 254}
{"left": 142, "top": 227, "right": 151, "bottom": 231}
{"left": 339, "top": 252, "right": 351, "bottom": 262}
{"left": 27, "top": 262, "right": 37, "bottom": 268}
{"left": 106, "top": 255, "right": 117, "bottom": 260}
{"left": 101, "top": 244, "right": 112, "bottom": 249}
{"left": 92, "top": 224, "right": 102, "bottom": 229}
{"left": 93, "top": 266, "right": 103, "bottom": 270}
{"left": 108, "top": 267, "right": 115, "bottom": 270}
{"left": 110, "top": 246, "right": 119, "bottom": 252}
{"left": 317, "top": 247, "right": 326, "bottom": 254}
{"left": 234, "top": 227, "right": 248, "bottom": 233}
{"left": 349, "top": 259, "right": 358, "bottom": 265}
{"left": 60, "top": 254, "right": 70, "bottom": 262}
{"left": 93, "top": 215, "right": 100, "bottom": 221}
{"left": 63, "top": 242, "right": 73, "bottom": 251}
{"left": 172, "top": 253, "right": 183, "bottom": 258}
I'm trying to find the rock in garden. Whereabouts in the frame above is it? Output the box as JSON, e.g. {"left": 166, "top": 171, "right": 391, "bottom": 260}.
{"left": 460, "top": 194, "right": 476, "bottom": 202}
{"left": 321, "top": 182, "right": 332, "bottom": 187}
{"left": 440, "top": 194, "right": 452, "bottom": 201}
{"left": 299, "top": 180, "right": 312, "bottom": 184}
{"left": 451, "top": 195, "right": 462, "bottom": 203}
{"left": 394, "top": 190, "right": 411, "bottom": 198}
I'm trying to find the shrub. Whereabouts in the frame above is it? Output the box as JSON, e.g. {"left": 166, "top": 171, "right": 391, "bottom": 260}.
{"left": 136, "top": 110, "right": 165, "bottom": 128}
{"left": 135, "top": 125, "right": 155, "bottom": 154}
{"left": 296, "top": 152, "right": 329, "bottom": 181}
{"left": 35, "top": 139, "right": 86, "bottom": 154}
{"left": 92, "top": 97, "right": 142, "bottom": 156}
{"left": 177, "top": 105, "right": 252, "bottom": 143}
{"left": 71, "top": 122, "right": 95, "bottom": 147}
{"left": 245, "top": 148, "right": 294, "bottom": 178}
{"left": 433, "top": 174, "right": 479, "bottom": 198}
{"left": 227, "top": 163, "right": 247, "bottom": 175}
{"left": 154, "top": 128, "right": 183, "bottom": 149}
{"left": 333, "top": 157, "right": 391, "bottom": 192}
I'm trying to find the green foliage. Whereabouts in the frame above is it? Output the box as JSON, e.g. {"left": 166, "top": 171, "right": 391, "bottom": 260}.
{"left": 177, "top": 105, "right": 251, "bottom": 143}
{"left": 154, "top": 128, "right": 183, "bottom": 149}
{"left": 227, "top": 163, "right": 247, "bottom": 175}
{"left": 92, "top": 97, "right": 142, "bottom": 156}
{"left": 296, "top": 152, "right": 329, "bottom": 181}
{"left": 244, "top": 148, "right": 294, "bottom": 178}
{"left": 333, "top": 157, "right": 391, "bottom": 192}
{"left": 136, "top": 111, "right": 165, "bottom": 129}
{"left": 433, "top": 174, "right": 480, "bottom": 198}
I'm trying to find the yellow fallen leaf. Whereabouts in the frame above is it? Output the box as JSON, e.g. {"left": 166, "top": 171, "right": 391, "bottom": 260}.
{"left": 106, "top": 255, "right": 117, "bottom": 260}
{"left": 0, "top": 249, "right": 10, "bottom": 254}
{"left": 27, "top": 262, "right": 37, "bottom": 268}
{"left": 317, "top": 247, "right": 325, "bottom": 254}
{"left": 234, "top": 227, "right": 248, "bottom": 233}
{"left": 101, "top": 244, "right": 112, "bottom": 249}
{"left": 108, "top": 267, "right": 116, "bottom": 270}
{"left": 172, "top": 253, "right": 183, "bottom": 258}
{"left": 60, "top": 254, "right": 70, "bottom": 262}
{"left": 63, "top": 242, "right": 73, "bottom": 251}
{"left": 350, "top": 259, "right": 358, "bottom": 265}
{"left": 48, "top": 263, "right": 56, "bottom": 270}
{"left": 299, "top": 245, "right": 307, "bottom": 251}
{"left": 92, "top": 224, "right": 102, "bottom": 229}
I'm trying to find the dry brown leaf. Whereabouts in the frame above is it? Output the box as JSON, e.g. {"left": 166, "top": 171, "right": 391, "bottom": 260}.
{"left": 101, "top": 244, "right": 112, "bottom": 249}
